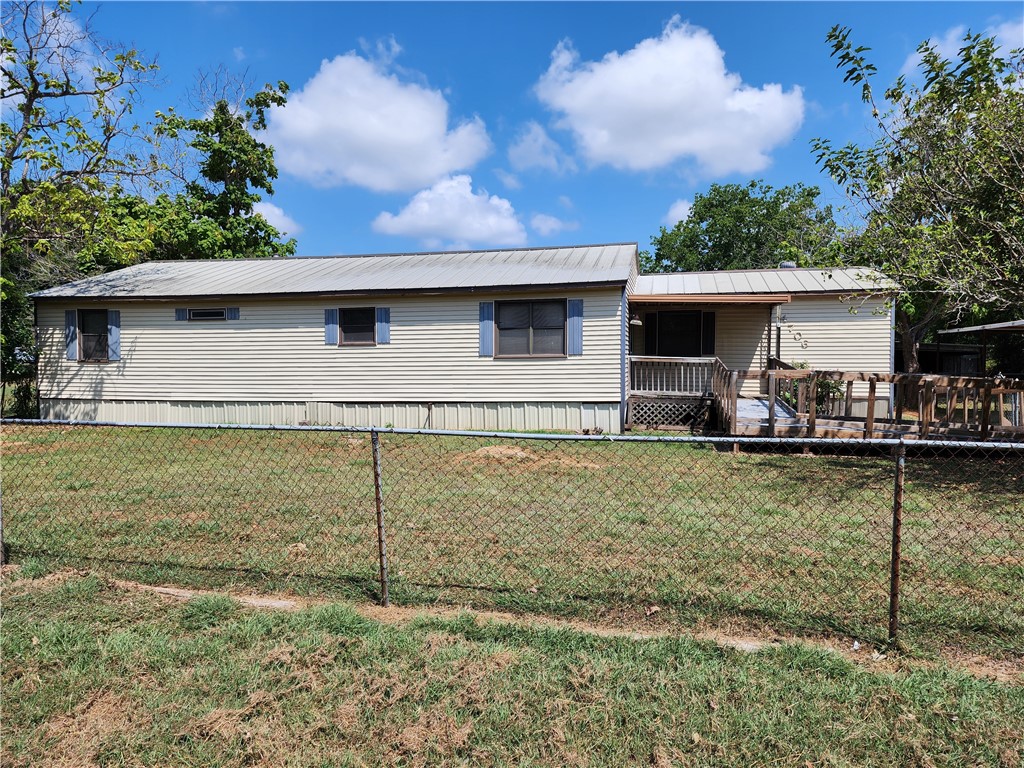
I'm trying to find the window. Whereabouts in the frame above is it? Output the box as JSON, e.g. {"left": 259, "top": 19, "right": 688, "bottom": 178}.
{"left": 340, "top": 307, "right": 375, "bottom": 345}
{"left": 188, "top": 307, "right": 227, "bottom": 321}
{"left": 79, "top": 308, "right": 109, "bottom": 361}
{"left": 496, "top": 300, "right": 566, "bottom": 357}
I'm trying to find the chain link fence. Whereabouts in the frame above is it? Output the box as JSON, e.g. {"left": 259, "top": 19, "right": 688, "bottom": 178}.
{"left": 2, "top": 420, "right": 1021, "bottom": 653}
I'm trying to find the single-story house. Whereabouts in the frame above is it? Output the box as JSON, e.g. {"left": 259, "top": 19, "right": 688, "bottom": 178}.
{"left": 31, "top": 243, "right": 894, "bottom": 432}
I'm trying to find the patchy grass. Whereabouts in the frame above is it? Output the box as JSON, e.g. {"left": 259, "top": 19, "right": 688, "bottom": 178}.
{"left": 2, "top": 571, "right": 1022, "bottom": 768}
{"left": 2, "top": 424, "right": 1021, "bottom": 657}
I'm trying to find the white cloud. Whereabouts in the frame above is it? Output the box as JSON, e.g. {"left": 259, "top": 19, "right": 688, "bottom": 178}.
{"left": 901, "top": 17, "right": 1024, "bottom": 75}
{"left": 534, "top": 16, "right": 804, "bottom": 176}
{"left": 663, "top": 198, "right": 693, "bottom": 227}
{"left": 232, "top": 46, "right": 246, "bottom": 62}
{"left": 508, "top": 121, "right": 576, "bottom": 174}
{"left": 558, "top": 195, "right": 574, "bottom": 209}
{"left": 530, "top": 213, "right": 579, "bottom": 238}
{"left": 253, "top": 201, "right": 303, "bottom": 235}
{"left": 263, "top": 51, "right": 491, "bottom": 193}
{"left": 372, "top": 175, "right": 526, "bottom": 247}
{"left": 494, "top": 168, "right": 522, "bottom": 190}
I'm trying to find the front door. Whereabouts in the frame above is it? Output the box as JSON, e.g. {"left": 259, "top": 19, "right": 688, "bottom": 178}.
{"left": 646, "top": 311, "right": 703, "bottom": 356}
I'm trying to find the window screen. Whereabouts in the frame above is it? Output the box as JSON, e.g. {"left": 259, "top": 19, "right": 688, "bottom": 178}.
{"left": 496, "top": 300, "right": 566, "bottom": 357}
{"left": 340, "top": 307, "right": 375, "bottom": 345}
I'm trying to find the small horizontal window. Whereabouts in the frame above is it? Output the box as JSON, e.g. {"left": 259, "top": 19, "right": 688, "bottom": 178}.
{"left": 188, "top": 308, "right": 227, "bottom": 321}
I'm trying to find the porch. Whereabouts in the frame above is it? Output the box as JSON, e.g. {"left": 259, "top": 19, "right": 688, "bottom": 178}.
{"left": 626, "top": 356, "right": 1024, "bottom": 441}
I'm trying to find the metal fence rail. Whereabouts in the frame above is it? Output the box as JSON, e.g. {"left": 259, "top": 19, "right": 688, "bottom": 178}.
{"left": 2, "top": 419, "right": 1021, "bottom": 651}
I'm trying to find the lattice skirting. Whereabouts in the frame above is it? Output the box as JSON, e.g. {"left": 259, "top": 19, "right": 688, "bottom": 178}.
{"left": 628, "top": 396, "right": 711, "bottom": 430}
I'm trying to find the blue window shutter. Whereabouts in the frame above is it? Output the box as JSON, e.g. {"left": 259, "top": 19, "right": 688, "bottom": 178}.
{"left": 324, "top": 308, "right": 339, "bottom": 345}
{"left": 376, "top": 307, "right": 391, "bottom": 345}
{"left": 65, "top": 310, "right": 78, "bottom": 361}
{"left": 175, "top": 308, "right": 188, "bottom": 321}
{"left": 479, "top": 302, "right": 494, "bottom": 357}
{"left": 567, "top": 299, "right": 584, "bottom": 356}
{"left": 226, "top": 307, "right": 240, "bottom": 320}
{"left": 107, "top": 309, "right": 121, "bottom": 361}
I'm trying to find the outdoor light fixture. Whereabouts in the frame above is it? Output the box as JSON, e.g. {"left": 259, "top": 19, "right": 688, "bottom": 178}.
{"left": 629, "top": 314, "right": 643, "bottom": 327}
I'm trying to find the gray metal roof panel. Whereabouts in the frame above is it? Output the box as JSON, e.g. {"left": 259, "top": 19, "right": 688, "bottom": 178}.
{"left": 32, "top": 243, "right": 638, "bottom": 299}
{"left": 632, "top": 267, "right": 891, "bottom": 296}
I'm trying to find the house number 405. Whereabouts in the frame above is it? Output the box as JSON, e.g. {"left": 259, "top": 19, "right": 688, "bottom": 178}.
{"left": 780, "top": 315, "right": 809, "bottom": 349}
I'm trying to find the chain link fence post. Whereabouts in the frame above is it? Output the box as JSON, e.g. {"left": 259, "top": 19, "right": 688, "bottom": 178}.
{"left": 888, "top": 439, "right": 906, "bottom": 648}
{"left": 371, "top": 428, "right": 391, "bottom": 607}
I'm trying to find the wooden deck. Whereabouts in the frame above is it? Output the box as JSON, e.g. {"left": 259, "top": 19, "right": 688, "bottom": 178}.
{"left": 626, "top": 356, "right": 1024, "bottom": 441}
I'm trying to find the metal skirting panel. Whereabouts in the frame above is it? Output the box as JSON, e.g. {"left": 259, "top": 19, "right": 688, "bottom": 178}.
{"left": 39, "top": 399, "right": 623, "bottom": 433}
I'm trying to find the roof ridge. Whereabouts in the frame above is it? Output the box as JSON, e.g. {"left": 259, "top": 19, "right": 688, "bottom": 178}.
{"left": 138, "top": 242, "right": 639, "bottom": 265}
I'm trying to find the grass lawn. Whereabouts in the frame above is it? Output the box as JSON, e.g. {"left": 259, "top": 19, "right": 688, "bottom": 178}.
{"left": 2, "top": 570, "right": 1022, "bottom": 768}
{"left": 2, "top": 423, "right": 1022, "bottom": 657}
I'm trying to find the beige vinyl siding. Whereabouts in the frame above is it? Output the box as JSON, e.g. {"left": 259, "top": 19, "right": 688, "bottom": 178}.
{"left": 712, "top": 306, "right": 771, "bottom": 396}
{"left": 776, "top": 296, "right": 893, "bottom": 397}
{"left": 37, "top": 288, "right": 623, "bottom": 405}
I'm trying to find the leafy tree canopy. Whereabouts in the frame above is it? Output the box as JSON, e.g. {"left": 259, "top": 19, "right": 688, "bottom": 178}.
{"left": 813, "top": 26, "right": 1024, "bottom": 371}
{"left": 1, "top": 0, "right": 295, "bottom": 407}
{"left": 641, "top": 180, "right": 838, "bottom": 274}
{"left": 151, "top": 83, "right": 296, "bottom": 260}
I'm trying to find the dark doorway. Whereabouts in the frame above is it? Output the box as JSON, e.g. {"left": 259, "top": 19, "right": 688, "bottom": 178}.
{"left": 643, "top": 310, "right": 716, "bottom": 356}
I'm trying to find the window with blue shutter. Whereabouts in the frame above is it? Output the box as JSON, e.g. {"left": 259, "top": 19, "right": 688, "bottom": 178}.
{"left": 65, "top": 310, "right": 78, "bottom": 361}
{"left": 324, "top": 308, "right": 339, "bottom": 345}
{"left": 226, "top": 307, "right": 240, "bottom": 320}
{"left": 479, "top": 302, "right": 494, "bottom": 357}
{"left": 493, "top": 300, "right": 567, "bottom": 357}
{"left": 375, "top": 307, "right": 391, "bottom": 345}
{"left": 107, "top": 310, "right": 121, "bottom": 361}
{"left": 567, "top": 299, "right": 584, "bottom": 356}
{"left": 175, "top": 308, "right": 188, "bottom": 321}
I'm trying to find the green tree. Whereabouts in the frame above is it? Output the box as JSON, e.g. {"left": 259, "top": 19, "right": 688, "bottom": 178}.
{"left": 151, "top": 83, "right": 296, "bottom": 260}
{"left": 1, "top": 0, "right": 158, "bottom": 406}
{"left": 642, "top": 180, "right": 838, "bottom": 273}
{"left": 2, "top": 1, "right": 296, "bottom": 415}
{"left": 812, "top": 27, "right": 1024, "bottom": 373}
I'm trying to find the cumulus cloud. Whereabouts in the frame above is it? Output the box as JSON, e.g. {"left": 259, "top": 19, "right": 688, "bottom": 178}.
{"left": 901, "top": 17, "right": 1024, "bottom": 75}
{"left": 253, "top": 201, "right": 302, "bottom": 235}
{"left": 530, "top": 213, "right": 579, "bottom": 238}
{"left": 263, "top": 51, "right": 491, "bottom": 192}
{"left": 534, "top": 16, "right": 804, "bottom": 176}
{"left": 663, "top": 198, "right": 693, "bottom": 226}
{"left": 372, "top": 175, "right": 526, "bottom": 247}
{"left": 494, "top": 168, "right": 522, "bottom": 190}
{"left": 508, "top": 121, "right": 576, "bottom": 174}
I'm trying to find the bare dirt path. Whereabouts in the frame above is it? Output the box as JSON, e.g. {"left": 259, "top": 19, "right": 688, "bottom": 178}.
{"left": 3, "top": 566, "right": 1020, "bottom": 685}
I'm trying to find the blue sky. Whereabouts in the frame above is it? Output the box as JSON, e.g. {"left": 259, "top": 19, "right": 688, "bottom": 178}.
{"left": 82, "top": 1, "right": 1023, "bottom": 256}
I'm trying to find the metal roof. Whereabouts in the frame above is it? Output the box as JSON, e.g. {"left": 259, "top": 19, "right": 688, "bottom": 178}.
{"left": 31, "top": 243, "right": 638, "bottom": 300}
{"left": 632, "top": 267, "right": 892, "bottom": 296}
{"left": 937, "top": 319, "right": 1024, "bottom": 335}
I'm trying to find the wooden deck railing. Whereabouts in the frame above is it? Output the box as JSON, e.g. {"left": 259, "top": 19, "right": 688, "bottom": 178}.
{"left": 628, "top": 356, "right": 719, "bottom": 396}
{"left": 733, "top": 368, "right": 1024, "bottom": 440}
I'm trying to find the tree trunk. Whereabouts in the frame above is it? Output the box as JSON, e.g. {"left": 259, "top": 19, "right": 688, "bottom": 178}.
{"left": 895, "top": 309, "right": 928, "bottom": 374}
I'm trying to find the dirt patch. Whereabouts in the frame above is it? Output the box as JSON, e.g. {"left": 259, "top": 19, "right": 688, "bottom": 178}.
{"left": 41, "top": 690, "right": 149, "bottom": 767}
{"left": 191, "top": 690, "right": 278, "bottom": 741}
{"left": 397, "top": 707, "right": 474, "bottom": 758}
{"left": 458, "top": 445, "right": 602, "bottom": 471}
{"left": 1, "top": 440, "right": 60, "bottom": 455}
